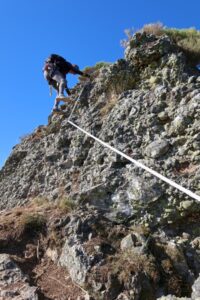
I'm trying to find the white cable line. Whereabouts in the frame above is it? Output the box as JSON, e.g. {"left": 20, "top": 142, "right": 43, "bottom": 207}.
{"left": 67, "top": 119, "right": 200, "bottom": 202}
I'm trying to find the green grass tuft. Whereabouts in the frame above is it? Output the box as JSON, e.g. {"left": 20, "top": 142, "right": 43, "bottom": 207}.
{"left": 58, "top": 197, "right": 76, "bottom": 212}
{"left": 20, "top": 213, "right": 46, "bottom": 234}
{"left": 163, "top": 27, "right": 200, "bottom": 65}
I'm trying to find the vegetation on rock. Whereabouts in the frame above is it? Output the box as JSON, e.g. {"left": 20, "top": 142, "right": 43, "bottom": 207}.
{"left": 122, "top": 22, "right": 200, "bottom": 65}
{"left": 1, "top": 24, "right": 200, "bottom": 299}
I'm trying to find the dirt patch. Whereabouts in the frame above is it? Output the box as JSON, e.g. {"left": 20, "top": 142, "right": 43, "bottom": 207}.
{"left": 34, "top": 258, "right": 85, "bottom": 300}
{"left": 0, "top": 203, "right": 86, "bottom": 300}
{"left": 174, "top": 161, "right": 199, "bottom": 175}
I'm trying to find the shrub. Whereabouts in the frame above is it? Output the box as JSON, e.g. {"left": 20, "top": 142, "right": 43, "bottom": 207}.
{"left": 163, "top": 27, "right": 199, "bottom": 41}
{"left": 111, "top": 250, "right": 158, "bottom": 284}
{"left": 162, "top": 27, "right": 200, "bottom": 65}
{"left": 120, "top": 23, "right": 163, "bottom": 48}
{"left": 84, "top": 61, "right": 111, "bottom": 72}
{"left": 141, "top": 22, "right": 164, "bottom": 35}
{"left": 58, "top": 197, "right": 76, "bottom": 212}
{"left": 121, "top": 28, "right": 135, "bottom": 48}
{"left": 122, "top": 23, "right": 200, "bottom": 65}
{"left": 32, "top": 196, "right": 49, "bottom": 207}
{"left": 94, "top": 61, "right": 112, "bottom": 69}
{"left": 100, "top": 92, "right": 118, "bottom": 116}
{"left": 79, "top": 62, "right": 112, "bottom": 81}
{"left": 20, "top": 213, "right": 46, "bottom": 235}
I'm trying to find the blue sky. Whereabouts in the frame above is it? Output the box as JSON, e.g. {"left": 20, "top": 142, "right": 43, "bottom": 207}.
{"left": 0, "top": 0, "right": 200, "bottom": 168}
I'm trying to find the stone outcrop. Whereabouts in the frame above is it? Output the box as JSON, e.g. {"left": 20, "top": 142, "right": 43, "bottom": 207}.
{"left": 0, "top": 254, "right": 38, "bottom": 300}
{"left": 0, "top": 32, "right": 200, "bottom": 299}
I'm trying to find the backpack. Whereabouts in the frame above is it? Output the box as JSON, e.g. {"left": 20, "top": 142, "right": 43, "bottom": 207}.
{"left": 48, "top": 54, "right": 72, "bottom": 74}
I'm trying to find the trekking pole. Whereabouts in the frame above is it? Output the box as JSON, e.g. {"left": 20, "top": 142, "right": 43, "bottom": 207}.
{"left": 49, "top": 85, "right": 52, "bottom": 96}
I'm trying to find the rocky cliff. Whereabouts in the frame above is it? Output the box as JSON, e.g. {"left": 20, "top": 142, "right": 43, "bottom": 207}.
{"left": 0, "top": 32, "right": 200, "bottom": 299}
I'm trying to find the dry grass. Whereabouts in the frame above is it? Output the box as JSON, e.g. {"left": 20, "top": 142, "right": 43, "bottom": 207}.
{"left": 31, "top": 196, "right": 50, "bottom": 207}
{"left": 57, "top": 197, "right": 76, "bottom": 212}
{"left": 121, "top": 23, "right": 163, "bottom": 47}
{"left": 121, "top": 28, "right": 135, "bottom": 48}
{"left": 31, "top": 192, "right": 76, "bottom": 213}
{"left": 91, "top": 251, "right": 158, "bottom": 284}
{"left": 87, "top": 249, "right": 158, "bottom": 300}
{"left": 129, "top": 224, "right": 151, "bottom": 237}
{"left": 0, "top": 203, "right": 84, "bottom": 299}
{"left": 141, "top": 22, "right": 163, "bottom": 35}
{"left": 113, "top": 251, "right": 158, "bottom": 284}
{"left": 122, "top": 23, "right": 200, "bottom": 65}
{"left": 100, "top": 92, "right": 118, "bottom": 116}
{"left": 19, "top": 213, "right": 46, "bottom": 235}
{"left": 20, "top": 127, "right": 47, "bottom": 143}
{"left": 162, "top": 27, "right": 200, "bottom": 64}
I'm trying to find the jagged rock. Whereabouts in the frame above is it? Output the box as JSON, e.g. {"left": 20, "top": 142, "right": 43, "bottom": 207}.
{"left": 1, "top": 32, "right": 200, "bottom": 299}
{"left": 59, "top": 211, "right": 105, "bottom": 285}
{"left": 192, "top": 275, "right": 200, "bottom": 299}
{"left": 188, "top": 76, "right": 196, "bottom": 84}
{"left": 165, "top": 241, "right": 190, "bottom": 278}
{"left": 0, "top": 32, "right": 200, "bottom": 227}
{"left": 145, "top": 139, "right": 170, "bottom": 158}
{"left": 120, "top": 232, "right": 146, "bottom": 253}
{"left": 169, "top": 115, "right": 189, "bottom": 135}
{"left": 59, "top": 237, "right": 93, "bottom": 284}
{"left": 191, "top": 237, "right": 200, "bottom": 249}
{"left": 158, "top": 110, "right": 169, "bottom": 121}
{"left": 46, "top": 247, "right": 59, "bottom": 262}
{"left": 116, "top": 293, "right": 130, "bottom": 300}
{"left": 180, "top": 200, "right": 194, "bottom": 211}
{"left": 0, "top": 254, "right": 38, "bottom": 300}
{"left": 121, "top": 233, "right": 138, "bottom": 250}
{"left": 125, "top": 33, "right": 173, "bottom": 67}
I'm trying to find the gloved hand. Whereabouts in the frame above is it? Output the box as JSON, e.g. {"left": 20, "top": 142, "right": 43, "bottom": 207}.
{"left": 66, "top": 88, "right": 71, "bottom": 95}
{"left": 84, "top": 73, "right": 91, "bottom": 78}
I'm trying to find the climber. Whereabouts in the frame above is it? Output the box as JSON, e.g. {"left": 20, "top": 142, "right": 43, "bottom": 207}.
{"left": 43, "top": 54, "right": 90, "bottom": 111}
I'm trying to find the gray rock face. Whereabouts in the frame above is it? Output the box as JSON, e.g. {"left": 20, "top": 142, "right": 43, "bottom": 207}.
{"left": 59, "top": 211, "right": 105, "bottom": 285}
{"left": 0, "top": 254, "right": 38, "bottom": 300}
{"left": 0, "top": 33, "right": 200, "bottom": 231}
{"left": 120, "top": 232, "right": 146, "bottom": 253}
{"left": 59, "top": 237, "right": 92, "bottom": 284}
{"left": 2, "top": 31, "right": 200, "bottom": 300}
{"left": 145, "top": 140, "right": 170, "bottom": 158}
{"left": 125, "top": 33, "right": 174, "bottom": 67}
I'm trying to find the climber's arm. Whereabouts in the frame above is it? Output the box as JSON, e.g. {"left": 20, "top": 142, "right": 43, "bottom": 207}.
{"left": 69, "top": 65, "right": 90, "bottom": 78}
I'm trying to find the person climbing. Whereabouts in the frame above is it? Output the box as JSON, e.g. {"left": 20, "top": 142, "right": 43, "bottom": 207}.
{"left": 43, "top": 54, "right": 90, "bottom": 112}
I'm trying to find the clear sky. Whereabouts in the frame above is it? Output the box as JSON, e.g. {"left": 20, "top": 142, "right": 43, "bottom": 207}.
{"left": 0, "top": 0, "right": 200, "bottom": 168}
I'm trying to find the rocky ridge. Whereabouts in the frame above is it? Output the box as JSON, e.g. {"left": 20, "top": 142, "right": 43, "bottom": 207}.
{"left": 0, "top": 32, "right": 200, "bottom": 299}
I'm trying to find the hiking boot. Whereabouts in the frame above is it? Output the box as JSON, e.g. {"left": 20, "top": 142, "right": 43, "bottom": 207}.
{"left": 56, "top": 94, "right": 66, "bottom": 100}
